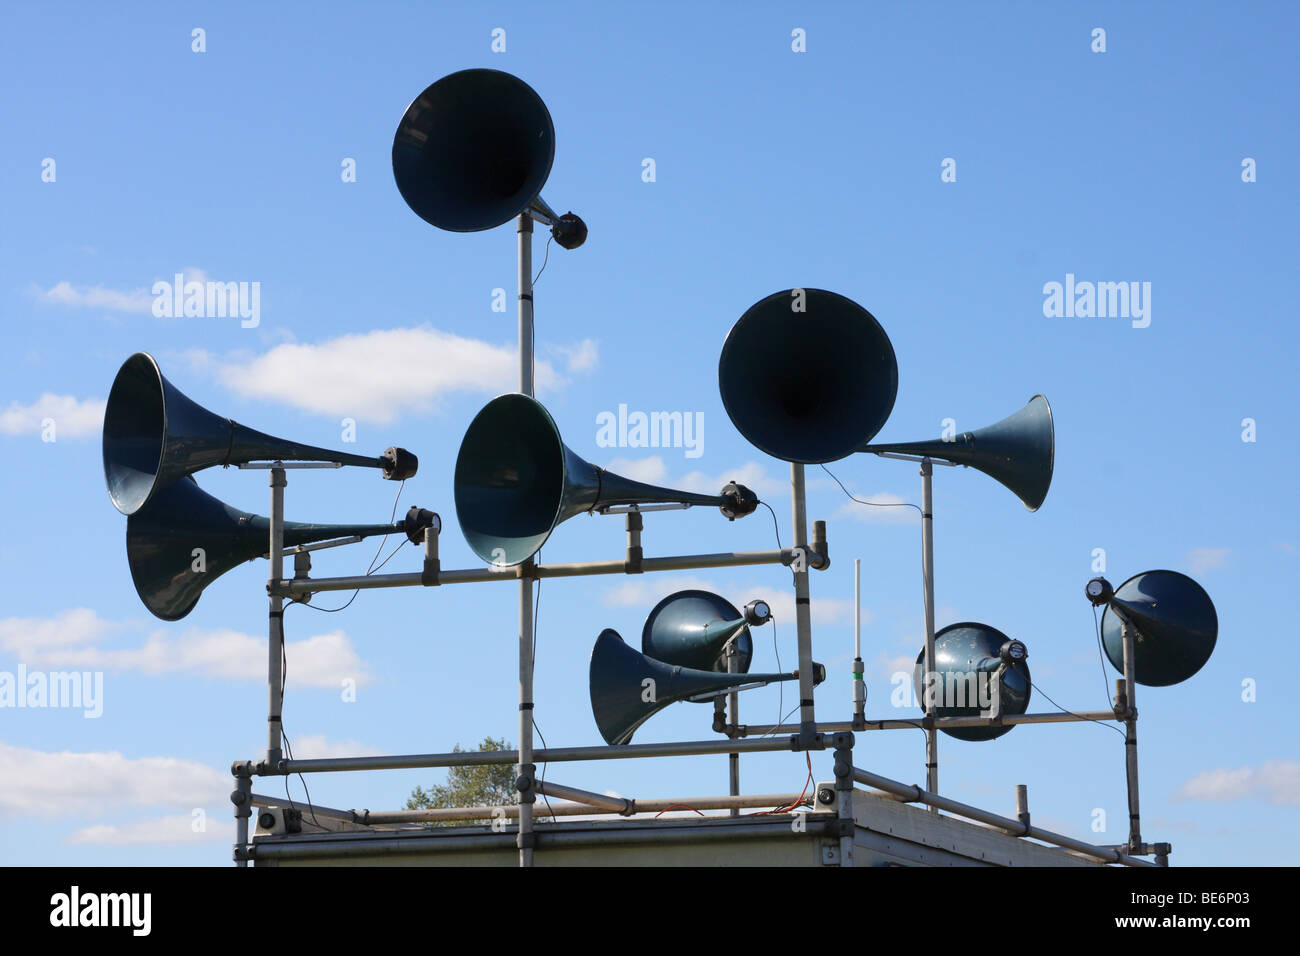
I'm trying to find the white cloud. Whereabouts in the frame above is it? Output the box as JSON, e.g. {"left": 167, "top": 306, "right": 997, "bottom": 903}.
{"left": 287, "top": 734, "right": 384, "bottom": 760}
{"left": 0, "top": 743, "right": 227, "bottom": 818}
{"left": 1187, "top": 548, "right": 1230, "bottom": 573}
{"left": 0, "top": 608, "right": 119, "bottom": 654}
{"left": 877, "top": 651, "right": 917, "bottom": 678}
{"left": 552, "top": 338, "right": 599, "bottom": 373}
{"left": 66, "top": 812, "right": 228, "bottom": 845}
{"left": 214, "top": 327, "right": 595, "bottom": 424}
{"left": 0, "top": 610, "right": 371, "bottom": 688}
{"left": 603, "top": 455, "right": 670, "bottom": 485}
{"left": 1175, "top": 760, "right": 1300, "bottom": 807}
{"left": 0, "top": 394, "right": 105, "bottom": 437}
{"left": 34, "top": 280, "right": 152, "bottom": 313}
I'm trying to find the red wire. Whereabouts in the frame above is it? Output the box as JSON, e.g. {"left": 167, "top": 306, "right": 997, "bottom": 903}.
{"left": 754, "top": 753, "right": 814, "bottom": 815}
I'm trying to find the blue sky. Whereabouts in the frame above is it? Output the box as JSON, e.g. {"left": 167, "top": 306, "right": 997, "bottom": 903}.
{"left": 1, "top": 1, "right": 1296, "bottom": 866}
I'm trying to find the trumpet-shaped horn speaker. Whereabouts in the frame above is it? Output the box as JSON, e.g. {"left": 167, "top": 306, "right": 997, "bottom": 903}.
{"left": 912, "top": 622, "right": 1032, "bottom": 741}
{"left": 589, "top": 629, "right": 799, "bottom": 746}
{"left": 862, "top": 395, "right": 1054, "bottom": 511}
{"left": 127, "top": 477, "right": 433, "bottom": 621}
{"left": 392, "top": 68, "right": 586, "bottom": 246}
{"left": 718, "top": 289, "right": 898, "bottom": 463}
{"left": 1099, "top": 570, "right": 1217, "bottom": 687}
{"left": 454, "top": 394, "right": 757, "bottom": 566}
{"left": 103, "top": 353, "right": 416, "bottom": 515}
{"left": 641, "top": 589, "right": 759, "bottom": 673}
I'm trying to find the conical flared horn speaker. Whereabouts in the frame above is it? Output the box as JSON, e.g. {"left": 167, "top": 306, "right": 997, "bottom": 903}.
{"left": 103, "top": 353, "right": 416, "bottom": 515}
{"left": 718, "top": 289, "right": 898, "bottom": 464}
{"left": 912, "top": 622, "right": 1032, "bottom": 742}
{"left": 127, "top": 477, "right": 432, "bottom": 621}
{"left": 862, "top": 395, "right": 1055, "bottom": 511}
{"left": 1100, "top": 570, "right": 1217, "bottom": 687}
{"left": 589, "top": 629, "right": 798, "bottom": 746}
{"left": 392, "top": 69, "right": 586, "bottom": 246}
{"left": 641, "top": 589, "right": 756, "bottom": 674}
{"left": 454, "top": 394, "right": 757, "bottom": 566}
{"left": 392, "top": 69, "right": 553, "bottom": 233}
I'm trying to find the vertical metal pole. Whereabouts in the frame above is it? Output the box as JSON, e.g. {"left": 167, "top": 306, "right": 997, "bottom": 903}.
{"left": 516, "top": 213, "right": 536, "bottom": 867}
{"left": 727, "top": 645, "right": 740, "bottom": 815}
{"left": 832, "top": 732, "right": 855, "bottom": 866}
{"left": 267, "top": 466, "right": 286, "bottom": 767}
{"left": 790, "top": 463, "right": 817, "bottom": 747}
{"left": 852, "top": 558, "right": 865, "bottom": 727}
{"left": 1120, "top": 621, "right": 1142, "bottom": 852}
{"left": 920, "top": 459, "right": 937, "bottom": 809}
{"left": 232, "top": 768, "right": 252, "bottom": 868}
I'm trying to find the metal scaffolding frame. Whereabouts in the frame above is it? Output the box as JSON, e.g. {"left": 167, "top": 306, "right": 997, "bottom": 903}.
{"left": 228, "top": 213, "right": 1167, "bottom": 869}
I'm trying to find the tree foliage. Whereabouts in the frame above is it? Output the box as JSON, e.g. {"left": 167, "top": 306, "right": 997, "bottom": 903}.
{"left": 405, "top": 737, "right": 516, "bottom": 826}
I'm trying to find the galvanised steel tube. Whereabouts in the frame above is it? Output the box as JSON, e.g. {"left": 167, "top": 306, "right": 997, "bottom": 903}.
{"left": 735, "top": 710, "right": 1119, "bottom": 736}
{"left": 274, "top": 549, "right": 794, "bottom": 596}
{"left": 273, "top": 735, "right": 799, "bottom": 775}
{"left": 534, "top": 779, "right": 631, "bottom": 814}
{"left": 249, "top": 793, "right": 358, "bottom": 824}
{"left": 920, "top": 459, "right": 938, "bottom": 809}
{"left": 850, "top": 766, "right": 1155, "bottom": 867}
{"left": 359, "top": 791, "right": 810, "bottom": 824}
{"left": 267, "top": 467, "right": 286, "bottom": 766}
{"left": 517, "top": 211, "right": 536, "bottom": 869}
{"left": 789, "top": 463, "right": 817, "bottom": 744}
{"left": 250, "top": 819, "right": 829, "bottom": 862}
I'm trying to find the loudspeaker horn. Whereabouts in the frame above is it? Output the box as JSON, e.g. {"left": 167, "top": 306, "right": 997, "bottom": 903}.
{"left": 861, "top": 395, "right": 1055, "bottom": 511}
{"left": 589, "top": 629, "right": 803, "bottom": 746}
{"left": 454, "top": 394, "right": 757, "bottom": 566}
{"left": 104, "top": 353, "right": 417, "bottom": 516}
{"left": 641, "top": 589, "right": 772, "bottom": 674}
{"left": 1093, "top": 570, "right": 1218, "bottom": 687}
{"left": 718, "top": 288, "right": 898, "bottom": 464}
{"left": 127, "top": 476, "right": 436, "bottom": 621}
{"left": 911, "top": 621, "right": 1032, "bottom": 741}
{"left": 392, "top": 68, "right": 586, "bottom": 247}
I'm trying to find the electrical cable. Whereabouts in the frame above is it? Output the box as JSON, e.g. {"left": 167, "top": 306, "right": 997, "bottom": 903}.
{"left": 295, "top": 478, "right": 406, "bottom": 613}
{"left": 820, "top": 463, "right": 921, "bottom": 516}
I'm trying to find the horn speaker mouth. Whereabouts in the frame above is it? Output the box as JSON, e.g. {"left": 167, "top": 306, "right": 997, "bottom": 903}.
{"left": 454, "top": 394, "right": 565, "bottom": 566}
{"left": 392, "top": 68, "right": 556, "bottom": 233}
{"left": 718, "top": 289, "right": 898, "bottom": 463}
{"left": 103, "top": 352, "right": 167, "bottom": 516}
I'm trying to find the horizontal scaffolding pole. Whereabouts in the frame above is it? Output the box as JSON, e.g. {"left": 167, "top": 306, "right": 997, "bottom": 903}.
{"left": 256, "top": 735, "right": 800, "bottom": 776}
{"left": 275, "top": 548, "right": 795, "bottom": 596}
{"left": 249, "top": 817, "right": 833, "bottom": 862}
{"left": 850, "top": 765, "right": 1155, "bottom": 867}
{"left": 535, "top": 779, "right": 632, "bottom": 814}
{"left": 353, "top": 791, "right": 811, "bottom": 825}
{"left": 734, "top": 710, "right": 1119, "bottom": 737}
{"left": 249, "top": 794, "right": 359, "bottom": 824}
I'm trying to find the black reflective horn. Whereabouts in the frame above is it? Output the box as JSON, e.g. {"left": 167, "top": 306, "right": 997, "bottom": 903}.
{"left": 589, "top": 629, "right": 801, "bottom": 746}
{"left": 103, "top": 353, "right": 416, "bottom": 516}
{"left": 862, "top": 395, "right": 1055, "bottom": 511}
{"left": 454, "top": 394, "right": 757, "bottom": 567}
{"left": 718, "top": 289, "right": 898, "bottom": 464}
{"left": 392, "top": 68, "right": 586, "bottom": 247}
{"left": 1097, "top": 570, "right": 1218, "bottom": 687}
{"left": 641, "top": 589, "right": 761, "bottom": 674}
{"left": 126, "top": 477, "right": 436, "bottom": 621}
{"left": 912, "top": 622, "right": 1033, "bottom": 742}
